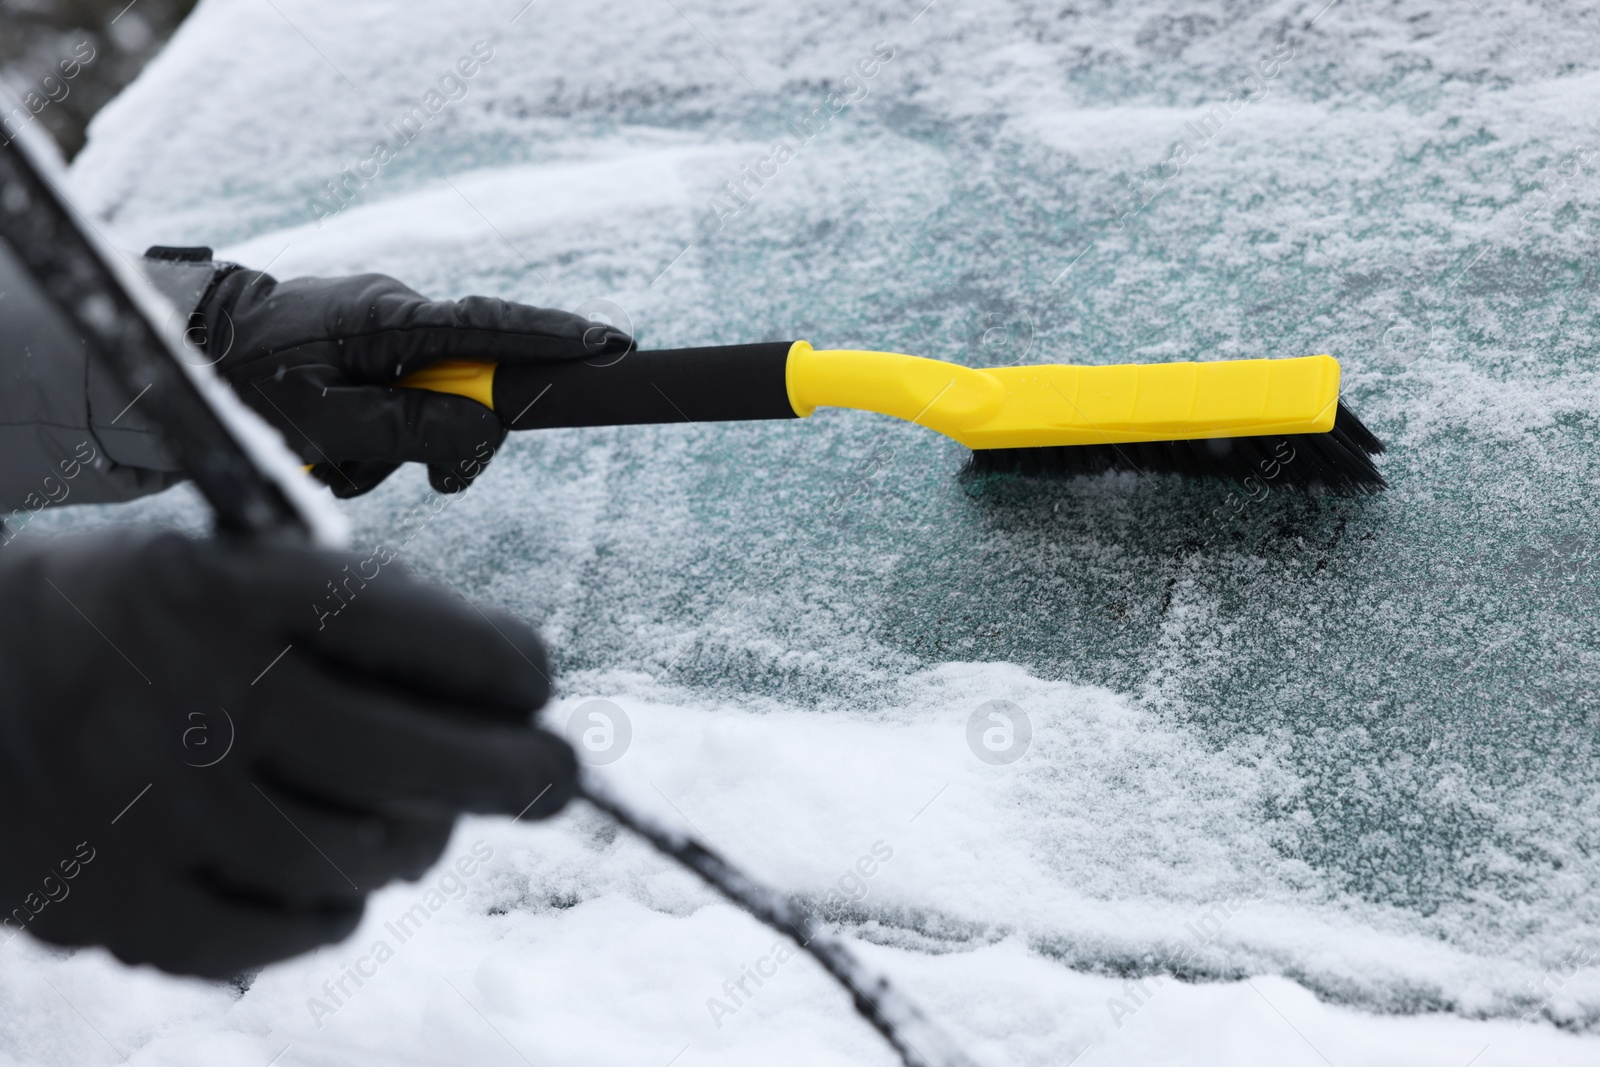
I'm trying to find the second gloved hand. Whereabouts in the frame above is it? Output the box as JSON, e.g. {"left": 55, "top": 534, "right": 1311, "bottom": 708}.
{"left": 194, "top": 268, "right": 632, "bottom": 496}
{"left": 0, "top": 531, "right": 577, "bottom": 977}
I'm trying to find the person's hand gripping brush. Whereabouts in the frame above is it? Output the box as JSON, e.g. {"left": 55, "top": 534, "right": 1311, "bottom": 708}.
{"left": 189, "top": 262, "right": 632, "bottom": 496}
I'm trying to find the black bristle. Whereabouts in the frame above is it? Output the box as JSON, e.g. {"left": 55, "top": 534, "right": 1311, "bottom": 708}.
{"left": 963, "top": 400, "right": 1387, "bottom": 495}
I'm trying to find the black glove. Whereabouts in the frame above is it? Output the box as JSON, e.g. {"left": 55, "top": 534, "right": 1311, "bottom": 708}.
{"left": 194, "top": 269, "right": 632, "bottom": 497}
{"left": 0, "top": 532, "right": 576, "bottom": 977}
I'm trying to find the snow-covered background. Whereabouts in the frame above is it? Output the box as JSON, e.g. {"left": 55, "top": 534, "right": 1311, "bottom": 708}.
{"left": 6, "top": 0, "right": 1600, "bottom": 1063}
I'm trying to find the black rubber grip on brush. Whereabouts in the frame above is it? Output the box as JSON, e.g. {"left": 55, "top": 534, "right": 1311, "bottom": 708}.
{"left": 495, "top": 342, "right": 799, "bottom": 430}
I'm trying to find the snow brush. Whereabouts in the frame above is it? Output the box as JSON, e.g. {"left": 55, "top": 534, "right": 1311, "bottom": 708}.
{"left": 402, "top": 340, "right": 1386, "bottom": 494}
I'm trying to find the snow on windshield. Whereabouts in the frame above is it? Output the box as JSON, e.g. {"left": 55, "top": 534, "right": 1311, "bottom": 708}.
{"left": 8, "top": 0, "right": 1596, "bottom": 1063}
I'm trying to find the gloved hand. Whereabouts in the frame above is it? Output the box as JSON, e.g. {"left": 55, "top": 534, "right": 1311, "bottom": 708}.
{"left": 0, "top": 531, "right": 576, "bottom": 977}
{"left": 194, "top": 268, "right": 632, "bottom": 497}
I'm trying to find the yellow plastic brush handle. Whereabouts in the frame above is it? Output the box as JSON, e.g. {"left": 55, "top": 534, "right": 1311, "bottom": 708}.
{"left": 786, "top": 342, "right": 1340, "bottom": 448}
{"left": 398, "top": 344, "right": 1341, "bottom": 448}
{"left": 399, "top": 360, "right": 498, "bottom": 409}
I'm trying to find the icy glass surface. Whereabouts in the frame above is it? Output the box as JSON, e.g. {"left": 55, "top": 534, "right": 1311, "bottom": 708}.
{"left": 10, "top": 0, "right": 1598, "bottom": 1062}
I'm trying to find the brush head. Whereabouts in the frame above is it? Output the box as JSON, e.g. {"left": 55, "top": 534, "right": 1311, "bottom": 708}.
{"left": 963, "top": 400, "right": 1387, "bottom": 495}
